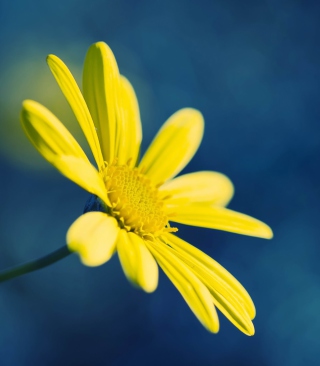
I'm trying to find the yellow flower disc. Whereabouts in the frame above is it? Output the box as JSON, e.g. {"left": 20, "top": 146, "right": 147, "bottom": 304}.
{"left": 104, "top": 162, "right": 177, "bottom": 238}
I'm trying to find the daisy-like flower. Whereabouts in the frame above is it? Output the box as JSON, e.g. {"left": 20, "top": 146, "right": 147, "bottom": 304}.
{"left": 20, "top": 42, "right": 272, "bottom": 335}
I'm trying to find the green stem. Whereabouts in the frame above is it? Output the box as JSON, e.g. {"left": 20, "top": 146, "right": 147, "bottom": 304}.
{"left": 0, "top": 246, "right": 72, "bottom": 283}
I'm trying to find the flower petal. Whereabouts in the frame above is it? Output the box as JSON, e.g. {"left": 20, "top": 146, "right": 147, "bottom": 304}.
{"left": 146, "top": 240, "right": 219, "bottom": 333}
{"left": 20, "top": 100, "right": 110, "bottom": 205}
{"left": 83, "top": 42, "right": 120, "bottom": 163}
{"left": 170, "top": 205, "right": 273, "bottom": 239}
{"left": 117, "top": 231, "right": 158, "bottom": 293}
{"left": 160, "top": 171, "right": 234, "bottom": 207}
{"left": 207, "top": 287, "right": 254, "bottom": 336}
{"left": 67, "top": 212, "right": 120, "bottom": 267}
{"left": 52, "top": 156, "right": 110, "bottom": 206}
{"left": 115, "top": 76, "right": 142, "bottom": 167}
{"left": 164, "top": 233, "right": 255, "bottom": 319}
{"left": 162, "top": 234, "right": 255, "bottom": 335}
{"left": 46, "top": 54, "right": 103, "bottom": 168}
{"left": 21, "top": 100, "right": 88, "bottom": 161}
{"left": 139, "top": 109, "right": 204, "bottom": 184}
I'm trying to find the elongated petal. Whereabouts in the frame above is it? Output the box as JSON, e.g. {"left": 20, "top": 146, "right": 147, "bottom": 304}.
{"left": 67, "top": 212, "right": 119, "bottom": 266}
{"left": 21, "top": 100, "right": 88, "bottom": 161}
{"left": 117, "top": 231, "right": 158, "bottom": 293}
{"left": 160, "top": 171, "right": 234, "bottom": 207}
{"left": 83, "top": 42, "right": 120, "bottom": 163}
{"left": 46, "top": 55, "right": 103, "bottom": 168}
{"left": 170, "top": 205, "right": 273, "bottom": 239}
{"left": 208, "top": 287, "right": 254, "bottom": 336}
{"left": 52, "top": 156, "right": 110, "bottom": 205}
{"left": 146, "top": 240, "right": 219, "bottom": 333}
{"left": 21, "top": 100, "right": 110, "bottom": 205}
{"left": 162, "top": 234, "right": 255, "bottom": 335}
{"left": 164, "top": 233, "right": 255, "bottom": 319}
{"left": 115, "top": 76, "right": 142, "bottom": 167}
{"left": 139, "top": 109, "right": 204, "bottom": 184}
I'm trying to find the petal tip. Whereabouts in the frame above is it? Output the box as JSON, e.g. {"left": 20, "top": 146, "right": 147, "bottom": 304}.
{"left": 181, "top": 108, "right": 204, "bottom": 127}
{"left": 21, "top": 99, "right": 38, "bottom": 111}
{"left": 142, "top": 281, "right": 158, "bottom": 294}
{"left": 93, "top": 41, "right": 107, "bottom": 48}
{"left": 250, "top": 305, "right": 256, "bottom": 320}
{"left": 246, "top": 323, "right": 255, "bottom": 336}
{"left": 46, "top": 54, "right": 58, "bottom": 65}
{"left": 207, "top": 320, "right": 220, "bottom": 334}
{"left": 259, "top": 224, "right": 273, "bottom": 239}
{"left": 89, "top": 41, "right": 112, "bottom": 55}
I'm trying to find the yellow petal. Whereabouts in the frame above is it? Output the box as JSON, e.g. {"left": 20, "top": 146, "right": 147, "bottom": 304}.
{"left": 207, "top": 287, "right": 254, "bottom": 336}
{"left": 21, "top": 100, "right": 110, "bottom": 206}
{"left": 139, "top": 109, "right": 204, "bottom": 184}
{"left": 21, "top": 100, "right": 88, "bottom": 161}
{"left": 164, "top": 233, "right": 256, "bottom": 319}
{"left": 67, "top": 212, "right": 120, "bottom": 267}
{"left": 46, "top": 55, "right": 103, "bottom": 168}
{"left": 146, "top": 240, "right": 219, "bottom": 333}
{"left": 170, "top": 204, "right": 273, "bottom": 239}
{"left": 117, "top": 231, "right": 158, "bottom": 293}
{"left": 115, "top": 76, "right": 142, "bottom": 167}
{"left": 160, "top": 171, "right": 234, "bottom": 207}
{"left": 52, "top": 156, "right": 110, "bottom": 206}
{"left": 83, "top": 42, "right": 120, "bottom": 163}
{"left": 162, "top": 234, "right": 255, "bottom": 335}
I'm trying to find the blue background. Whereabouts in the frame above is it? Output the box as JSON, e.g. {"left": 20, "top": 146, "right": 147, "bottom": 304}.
{"left": 0, "top": 0, "right": 319, "bottom": 365}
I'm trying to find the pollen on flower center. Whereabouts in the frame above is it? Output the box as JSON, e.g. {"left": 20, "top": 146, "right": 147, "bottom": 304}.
{"left": 103, "top": 162, "right": 176, "bottom": 237}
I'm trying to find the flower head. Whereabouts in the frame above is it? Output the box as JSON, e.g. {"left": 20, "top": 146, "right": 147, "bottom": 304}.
{"left": 20, "top": 42, "right": 273, "bottom": 335}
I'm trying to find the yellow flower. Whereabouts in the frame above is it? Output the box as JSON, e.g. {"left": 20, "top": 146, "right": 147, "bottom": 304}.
{"left": 20, "top": 42, "right": 272, "bottom": 335}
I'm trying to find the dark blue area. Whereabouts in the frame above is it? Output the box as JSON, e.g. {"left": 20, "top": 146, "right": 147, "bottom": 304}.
{"left": 0, "top": 0, "right": 320, "bottom": 365}
{"left": 83, "top": 195, "right": 106, "bottom": 214}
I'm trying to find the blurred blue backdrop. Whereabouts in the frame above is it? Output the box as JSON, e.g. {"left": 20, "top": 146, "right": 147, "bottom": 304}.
{"left": 0, "top": 0, "right": 319, "bottom": 365}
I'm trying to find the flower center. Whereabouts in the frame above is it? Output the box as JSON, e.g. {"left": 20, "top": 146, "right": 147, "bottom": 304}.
{"left": 103, "top": 162, "right": 176, "bottom": 238}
